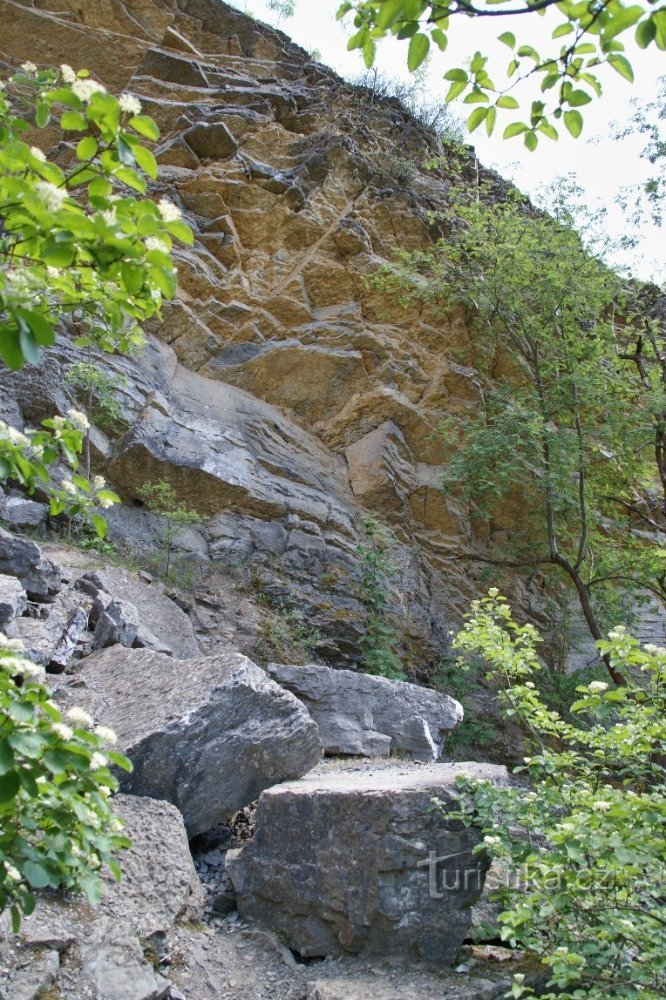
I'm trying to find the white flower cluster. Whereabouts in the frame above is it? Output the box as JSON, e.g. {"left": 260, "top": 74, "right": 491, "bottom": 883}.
{"left": 35, "top": 180, "right": 67, "bottom": 213}
{"left": 93, "top": 475, "right": 106, "bottom": 491}
{"left": 94, "top": 725, "right": 117, "bottom": 746}
{"left": 20, "top": 62, "right": 37, "bottom": 74}
{"left": 71, "top": 78, "right": 106, "bottom": 103}
{"left": 0, "top": 634, "right": 24, "bottom": 653}
{"left": 593, "top": 800, "right": 611, "bottom": 811}
{"left": 145, "top": 236, "right": 169, "bottom": 253}
{"left": 90, "top": 752, "right": 108, "bottom": 771}
{"left": 157, "top": 198, "right": 181, "bottom": 222}
{"left": 483, "top": 835, "right": 501, "bottom": 847}
{"left": 61, "top": 478, "right": 77, "bottom": 496}
{"left": 98, "top": 496, "right": 114, "bottom": 509}
{"left": 118, "top": 93, "right": 141, "bottom": 116}
{"left": 4, "top": 862, "right": 21, "bottom": 883}
{"left": 100, "top": 208, "right": 117, "bottom": 226}
{"left": 60, "top": 64, "right": 76, "bottom": 84}
{"left": 588, "top": 681, "right": 608, "bottom": 693}
{"left": 52, "top": 722, "right": 74, "bottom": 741}
{"left": 0, "top": 419, "right": 29, "bottom": 448}
{"left": 30, "top": 146, "right": 46, "bottom": 163}
{"left": 3, "top": 268, "right": 38, "bottom": 301}
{"left": 644, "top": 643, "right": 666, "bottom": 656}
{"left": 66, "top": 407, "right": 90, "bottom": 432}
{"left": 607, "top": 625, "right": 627, "bottom": 641}
{"left": 67, "top": 706, "right": 93, "bottom": 728}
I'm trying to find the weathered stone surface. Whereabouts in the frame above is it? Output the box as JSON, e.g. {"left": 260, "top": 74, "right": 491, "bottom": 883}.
{"left": 266, "top": 662, "right": 463, "bottom": 759}
{"left": 0, "top": 495, "right": 48, "bottom": 529}
{"left": 55, "top": 646, "right": 323, "bottom": 836}
{"left": 185, "top": 121, "right": 238, "bottom": 160}
{"left": 77, "top": 567, "right": 199, "bottom": 660}
{"left": 0, "top": 528, "right": 61, "bottom": 600}
{"left": 227, "top": 761, "right": 507, "bottom": 962}
{"left": 0, "top": 574, "right": 27, "bottom": 626}
{"left": 0, "top": 794, "right": 202, "bottom": 1000}
{"left": 93, "top": 597, "right": 141, "bottom": 650}
{"left": 345, "top": 421, "right": 416, "bottom": 516}
{"left": 49, "top": 607, "right": 89, "bottom": 673}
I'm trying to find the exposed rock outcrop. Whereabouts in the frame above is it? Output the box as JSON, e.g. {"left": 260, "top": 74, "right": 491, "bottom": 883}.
{"left": 226, "top": 760, "right": 507, "bottom": 963}
{"left": 54, "top": 645, "right": 323, "bottom": 836}
{"left": 266, "top": 661, "right": 463, "bottom": 758}
{"left": 0, "top": 528, "right": 62, "bottom": 601}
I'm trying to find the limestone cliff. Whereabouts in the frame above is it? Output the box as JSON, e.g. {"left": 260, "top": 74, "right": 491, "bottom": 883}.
{"left": 0, "top": 0, "right": 541, "bottom": 676}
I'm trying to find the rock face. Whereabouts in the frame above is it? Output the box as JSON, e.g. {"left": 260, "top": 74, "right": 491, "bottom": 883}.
{"left": 0, "top": 574, "right": 27, "bottom": 627}
{"left": 0, "top": 0, "right": 509, "bottom": 675}
{"left": 266, "top": 662, "right": 463, "bottom": 759}
{"left": 0, "top": 794, "right": 203, "bottom": 1000}
{"left": 226, "top": 761, "right": 507, "bottom": 963}
{"left": 55, "top": 646, "right": 323, "bottom": 836}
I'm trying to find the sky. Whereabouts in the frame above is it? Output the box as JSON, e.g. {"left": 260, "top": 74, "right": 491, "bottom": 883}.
{"left": 231, "top": 0, "right": 664, "bottom": 283}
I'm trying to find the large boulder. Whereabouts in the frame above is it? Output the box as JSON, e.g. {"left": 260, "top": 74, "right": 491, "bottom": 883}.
{"left": 0, "top": 794, "right": 203, "bottom": 1000}
{"left": 226, "top": 761, "right": 508, "bottom": 963}
{"left": 266, "top": 662, "right": 463, "bottom": 759}
{"left": 0, "top": 528, "right": 62, "bottom": 600}
{"left": 55, "top": 646, "right": 323, "bottom": 836}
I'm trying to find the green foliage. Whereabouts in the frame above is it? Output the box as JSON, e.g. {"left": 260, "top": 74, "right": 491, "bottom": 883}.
{"left": 355, "top": 516, "right": 405, "bottom": 679}
{"left": 0, "top": 63, "right": 192, "bottom": 371}
{"left": 0, "top": 633, "right": 132, "bottom": 930}
{"left": 65, "top": 362, "right": 128, "bottom": 435}
{"left": 446, "top": 592, "right": 666, "bottom": 999}
{"left": 337, "top": 0, "right": 665, "bottom": 146}
{"left": 138, "top": 479, "right": 203, "bottom": 578}
{"left": 0, "top": 412, "right": 119, "bottom": 538}
{"left": 256, "top": 602, "right": 322, "bottom": 662}
{"left": 352, "top": 67, "right": 465, "bottom": 140}
{"left": 616, "top": 75, "right": 666, "bottom": 229}
{"left": 372, "top": 186, "right": 662, "bottom": 675}
{"left": 268, "top": 0, "right": 296, "bottom": 17}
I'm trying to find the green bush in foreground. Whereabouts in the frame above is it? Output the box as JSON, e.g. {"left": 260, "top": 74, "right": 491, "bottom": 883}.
{"left": 446, "top": 592, "right": 665, "bottom": 1000}
{"left": 0, "top": 635, "right": 132, "bottom": 931}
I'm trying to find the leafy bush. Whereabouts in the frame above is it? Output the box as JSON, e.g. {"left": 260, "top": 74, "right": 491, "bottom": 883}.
{"left": 256, "top": 602, "right": 322, "bottom": 663}
{"left": 0, "top": 634, "right": 132, "bottom": 930}
{"left": 356, "top": 516, "right": 405, "bottom": 679}
{"left": 447, "top": 592, "right": 666, "bottom": 1000}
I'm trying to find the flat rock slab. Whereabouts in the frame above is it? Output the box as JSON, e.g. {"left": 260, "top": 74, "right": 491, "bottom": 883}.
{"left": 266, "top": 662, "right": 463, "bottom": 759}
{"left": 0, "top": 574, "right": 27, "bottom": 626}
{"left": 226, "top": 761, "right": 507, "bottom": 964}
{"left": 0, "top": 794, "right": 202, "bottom": 1000}
{"left": 56, "top": 646, "right": 323, "bottom": 836}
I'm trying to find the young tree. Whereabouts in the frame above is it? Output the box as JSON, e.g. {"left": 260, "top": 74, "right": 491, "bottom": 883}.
{"left": 374, "top": 188, "right": 660, "bottom": 682}
{"left": 448, "top": 592, "right": 665, "bottom": 1000}
{"left": 65, "top": 362, "right": 127, "bottom": 479}
{"left": 337, "top": 0, "right": 666, "bottom": 146}
{"left": 356, "top": 516, "right": 406, "bottom": 678}
{"left": 138, "top": 479, "right": 203, "bottom": 579}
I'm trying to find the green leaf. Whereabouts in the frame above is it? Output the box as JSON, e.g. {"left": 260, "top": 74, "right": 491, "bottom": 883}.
{"left": 0, "top": 771, "right": 20, "bottom": 802}
{"left": 18, "top": 326, "right": 40, "bottom": 366}
{"left": 114, "top": 167, "right": 146, "bottom": 193}
{"left": 497, "top": 95, "right": 519, "bottom": 109}
{"left": 444, "top": 68, "right": 468, "bottom": 82}
{"left": 430, "top": 27, "right": 447, "bottom": 51}
{"left": 9, "top": 731, "right": 44, "bottom": 758}
{"left": 76, "top": 135, "right": 97, "bottom": 160}
{"left": 20, "top": 310, "right": 55, "bottom": 348}
{"left": 498, "top": 31, "right": 515, "bottom": 48}
{"left": 0, "top": 742, "right": 15, "bottom": 776}
{"left": 608, "top": 54, "right": 634, "bottom": 82}
{"left": 35, "top": 101, "right": 50, "bottom": 128}
{"left": 567, "top": 89, "right": 593, "bottom": 106}
{"left": 604, "top": 5, "right": 644, "bottom": 40}
{"left": 133, "top": 145, "right": 157, "bottom": 180}
{"left": 128, "top": 115, "right": 160, "bottom": 141}
{"left": 538, "top": 120, "right": 559, "bottom": 141}
{"left": 552, "top": 21, "right": 573, "bottom": 38}
{"left": 445, "top": 80, "right": 468, "bottom": 102}
{"left": 635, "top": 17, "right": 656, "bottom": 48}
{"left": 91, "top": 513, "right": 108, "bottom": 539}
{"left": 407, "top": 32, "right": 429, "bottom": 73}
{"left": 485, "top": 106, "right": 497, "bottom": 136}
{"left": 22, "top": 861, "right": 56, "bottom": 889}
{"left": 563, "top": 109, "right": 583, "bottom": 137}
{"left": 165, "top": 219, "right": 194, "bottom": 245}
{"left": 107, "top": 750, "right": 133, "bottom": 772}
{"left": 43, "top": 243, "right": 76, "bottom": 267}
{"left": 60, "top": 111, "right": 88, "bottom": 131}
{"left": 524, "top": 130, "right": 538, "bottom": 151}
{"left": 121, "top": 261, "right": 145, "bottom": 294}
{"left": 467, "top": 107, "right": 489, "bottom": 133}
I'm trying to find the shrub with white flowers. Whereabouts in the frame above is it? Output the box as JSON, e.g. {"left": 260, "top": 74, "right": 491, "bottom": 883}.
{"left": 445, "top": 593, "right": 666, "bottom": 1000}
{"left": 0, "top": 62, "right": 192, "bottom": 369}
{"left": 0, "top": 634, "right": 132, "bottom": 931}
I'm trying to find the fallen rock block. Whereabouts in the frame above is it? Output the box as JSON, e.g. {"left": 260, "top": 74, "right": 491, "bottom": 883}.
{"left": 93, "top": 598, "right": 141, "bottom": 650}
{"left": 227, "top": 761, "right": 507, "bottom": 963}
{"left": 266, "top": 662, "right": 463, "bottom": 759}
{"left": 0, "top": 574, "right": 27, "bottom": 626}
{"left": 0, "top": 795, "right": 202, "bottom": 1000}
{"left": 56, "top": 647, "right": 323, "bottom": 836}
{"left": 49, "top": 606, "right": 89, "bottom": 673}
{"left": 0, "top": 495, "right": 48, "bottom": 529}
{"left": 0, "top": 527, "right": 62, "bottom": 600}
